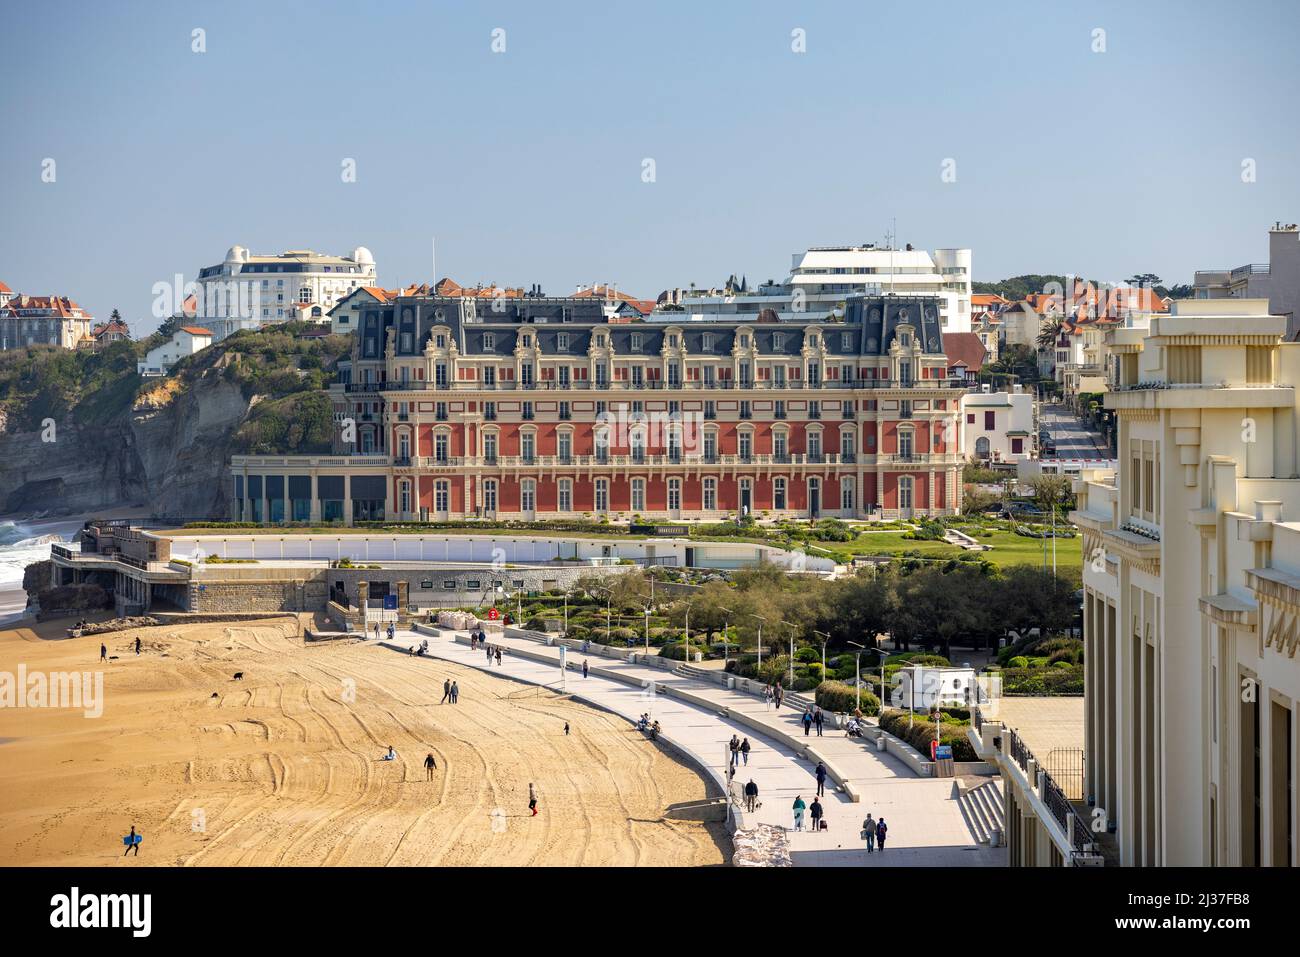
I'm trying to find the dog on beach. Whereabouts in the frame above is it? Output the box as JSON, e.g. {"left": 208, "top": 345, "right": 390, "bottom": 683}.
{"left": 232, "top": 672, "right": 244, "bottom": 681}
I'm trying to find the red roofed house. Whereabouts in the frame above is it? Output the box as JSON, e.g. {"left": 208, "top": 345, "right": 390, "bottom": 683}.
{"left": 138, "top": 325, "right": 213, "bottom": 377}
{"left": 86, "top": 317, "right": 132, "bottom": 351}
{"left": 0, "top": 281, "right": 12, "bottom": 309}
{"left": 942, "top": 331, "right": 988, "bottom": 384}
{"left": 0, "top": 293, "right": 93, "bottom": 350}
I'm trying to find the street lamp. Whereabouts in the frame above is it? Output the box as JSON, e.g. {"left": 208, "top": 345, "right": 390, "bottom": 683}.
{"left": 750, "top": 614, "right": 766, "bottom": 671}
{"left": 847, "top": 639, "right": 866, "bottom": 712}
{"left": 813, "top": 629, "right": 830, "bottom": 686}
{"left": 781, "top": 619, "right": 797, "bottom": 685}
{"left": 719, "top": 606, "right": 734, "bottom": 669}
{"left": 635, "top": 591, "right": 654, "bottom": 655}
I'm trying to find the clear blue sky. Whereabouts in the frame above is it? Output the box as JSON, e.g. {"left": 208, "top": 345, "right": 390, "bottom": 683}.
{"left": 2, "top": 0, "right": 1298, "bottom": 333}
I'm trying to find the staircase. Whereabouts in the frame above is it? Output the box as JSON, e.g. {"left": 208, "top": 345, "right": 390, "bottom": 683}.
{"left": 958, "top": 778, "right": 1005, "bottom": 844}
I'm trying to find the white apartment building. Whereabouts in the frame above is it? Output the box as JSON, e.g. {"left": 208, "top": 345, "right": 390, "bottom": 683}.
{"left": 1067, "top": 298, "right": 1300, "bottom": 866}
{"left": 961, "top": 385, "right": 1035, "bottom": 463}
{"left": 670, "top": 244, "right": 973, "bottom": 332}
{"left": 138, "top": 325, "right": 213, "bottom": 376}
{"left": 195, "top": 245, "right": 377, "bottom": 341}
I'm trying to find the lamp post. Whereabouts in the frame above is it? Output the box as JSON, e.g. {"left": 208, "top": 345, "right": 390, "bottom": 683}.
{"left": 781, "top": 619, "right": 796, "bottom": 686}
{"left": 750, "top": 614, "right": 766, "bottom": 672}
{"left": 848, "top": 639, "right": 865, "bottom": 712}
{"left": 814, "top": 629, "right": 830, "bottom": 686}
{"left": 720, "top": 606, "right": 734, "bottom": 670}
{"left": 563, "top": 588, "right": 570, "bottom": 633}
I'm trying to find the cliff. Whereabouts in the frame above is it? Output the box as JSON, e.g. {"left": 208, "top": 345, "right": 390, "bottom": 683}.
{"left": 0, "top": 376, "right": 253, "bottom": 520}
{"left": 0, "top": 325, "right": 349, "bottom": 522}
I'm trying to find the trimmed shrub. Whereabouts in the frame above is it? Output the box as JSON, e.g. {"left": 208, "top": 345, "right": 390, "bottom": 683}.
{"left": 814, "top": 681, "right": 880, "bottom": 716}
{"left": 1007, "top": 655, "right": 1029, "bottom": 668}
{"left": 878, "top": 709, "right": 977, "bottom": 761}
{"left": 1002, "top": 665, "right": 1084, "bottom": 695}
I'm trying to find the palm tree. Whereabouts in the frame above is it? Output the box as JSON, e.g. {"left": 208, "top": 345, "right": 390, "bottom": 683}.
{"left": 1036, "top": 316, "right": 1064, "bottom": 351}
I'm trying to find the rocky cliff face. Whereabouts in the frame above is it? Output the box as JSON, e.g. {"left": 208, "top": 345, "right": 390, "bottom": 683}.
{"left": 0, "top": 378, "right": 252, "bottom": 522}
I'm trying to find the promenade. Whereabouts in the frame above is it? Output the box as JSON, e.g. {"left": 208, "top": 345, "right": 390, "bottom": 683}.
{"left": 382, "top": 627, "right": 1005, "bottom": 867}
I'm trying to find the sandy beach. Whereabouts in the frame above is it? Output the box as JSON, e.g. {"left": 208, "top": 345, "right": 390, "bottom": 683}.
{"left": 0, "top": 615, "right": 728, "bottom": 866}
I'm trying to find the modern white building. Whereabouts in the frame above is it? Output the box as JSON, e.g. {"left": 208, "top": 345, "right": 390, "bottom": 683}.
{"left": 1065, "top": 297, "right": 1300, "bottom": 867}
{"left": 668, "top": 244, "right": 973, "bottom": 332}
{"left": 137, "top": 325, "right": 213, "bottom": 377}
{"left": 195, "top": 245, "right": 377, "bottom": 341}
{"left": 961, "top": 385, "right": 1035, "bottom": 463}
{"left": 890, "top": 665, "right": 979, "bottom": 710}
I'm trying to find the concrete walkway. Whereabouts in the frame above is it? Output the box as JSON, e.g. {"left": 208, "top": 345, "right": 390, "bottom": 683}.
{"left": 382, "top": 628, "right": 1005, "bottom": 867}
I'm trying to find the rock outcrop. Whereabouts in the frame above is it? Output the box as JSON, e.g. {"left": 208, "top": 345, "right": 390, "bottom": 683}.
{"left": 0, "top": 378, "right": 251, "bottom": 521}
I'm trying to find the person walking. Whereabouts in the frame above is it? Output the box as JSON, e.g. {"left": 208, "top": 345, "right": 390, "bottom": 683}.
{"left": 100, "top": 643, "right": 107, "bottom": 662}
{"left": 134, "top": 636, "right": 141, "bottom": 656}
{"left": 810, "top": 797, "right": 824, "bottom": 831}
{"left": 815, "top": 760, "right": 827, "bottom": 797}
{"left": 495, "top": 648, "right": 502, "bottom": 666}
{"left": 424, "top": 753, "right": 437, "bottom": 780}
{"left": 582, "top": 659, "right": 589, "bottom": 679}
{"left": 564, "top": 722, "right": 570, "bottom": 736}
{"left": 792, "top": 795, "right": 806, "bottom": 831}
{"left": 862, "top": 813, "right": 877, "bottom": 853}
{"left": 123, "top": 825, "right": 141, "bottom": 857}
{"left": 814, "top": 707, "right": 825, "bottom": 737}
{"left": 728, "top": 734, "right": 740, "bottom": 768}
{"left": 744, "top": 778, "right": 759, "bottom": 813}
{"left": 802, "top": 709, "right": 813, "bottom": 737}
{"left": 775, "top": 683, "right": 783, "bottom": 710}
{"left": 763, "top": 685, "right": 772, "bottom": 710}
{"left": 441, "top": 678, "right": 452, "bottom": 704}
{"left": 740, "top": 737, "right": 751, "bottom": 766}
{"left": 528, "top": 782, "right": 539, "bottom": 817}
{"left": 876, "top": 816, "right": 888, "bottom": 851}
{"left": 450, "top": 680, "right": 459, "bottom": 704}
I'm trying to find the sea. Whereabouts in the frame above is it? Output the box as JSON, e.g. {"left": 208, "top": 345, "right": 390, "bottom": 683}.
{"left": 0, "top": 517, "right": 85, "bottom": 625}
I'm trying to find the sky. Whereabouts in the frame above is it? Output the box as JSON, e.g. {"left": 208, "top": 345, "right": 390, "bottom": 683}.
{"left": 2, "top": 0, "right": 1299, "bottom": 334}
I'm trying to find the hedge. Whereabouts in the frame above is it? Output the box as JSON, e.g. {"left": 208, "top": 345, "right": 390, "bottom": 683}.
{"left": 878, "top": 709, "right": 977, "bottom": 761}
{"left": 814, "top": 681, "right": 880, "bottom": 716}
{"left": 1001, "top": 664, "right": 1084, "bottom": 695}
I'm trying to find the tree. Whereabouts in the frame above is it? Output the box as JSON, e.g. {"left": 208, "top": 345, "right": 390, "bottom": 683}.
{"left": 1125, "top": 273, "right": 1161, "bottom": 289}
{"left": 1028, "top": 474, "right": 1073, "bottom": 515}
{"left": 1036, "top": 316, "right": 1065, "bottom": 351}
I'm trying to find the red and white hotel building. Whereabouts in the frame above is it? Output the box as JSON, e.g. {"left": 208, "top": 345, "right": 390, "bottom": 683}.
{"left": 230, "top": 293, "right": 965, "bottom": 523}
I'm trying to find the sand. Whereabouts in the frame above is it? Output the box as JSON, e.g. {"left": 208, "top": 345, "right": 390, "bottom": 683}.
{"left": 0, "top": 615, "right": 728, "bottom": 866}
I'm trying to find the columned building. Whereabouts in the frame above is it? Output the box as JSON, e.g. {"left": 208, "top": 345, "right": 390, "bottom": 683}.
{"left": 229, "top": 293, "right": 965, "bottom": 523}
{"left": 1071, "top": 298, "right": 1300, "bottom": 866}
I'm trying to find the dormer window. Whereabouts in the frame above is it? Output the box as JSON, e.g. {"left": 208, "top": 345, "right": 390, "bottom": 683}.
{"left": 774, "top": 332, "right": 785, "bottom": 349}
{"left": 522, "top": 334, "right": 532, "bottom": 348}
{"left": 483, "top": 332, "right": 495, "bottom": 350}
{"left": 631, "top": 332, "right": 642, "bottom": 351}
{"left": 702, "top": 332, "right": 713, "bottom": 351}
{"left": 557, "top": 332, "right": 569, "bottom": 350}
{"left": 668, "top": 334, "right": 679, "bottom": 348}
{"left": 595, "top": 334, "right": 606, "bottom": 347}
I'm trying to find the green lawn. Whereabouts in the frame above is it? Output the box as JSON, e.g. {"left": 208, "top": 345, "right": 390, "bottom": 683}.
{"left": 811, "top": 527, "right": 1082, "bottom": 579}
